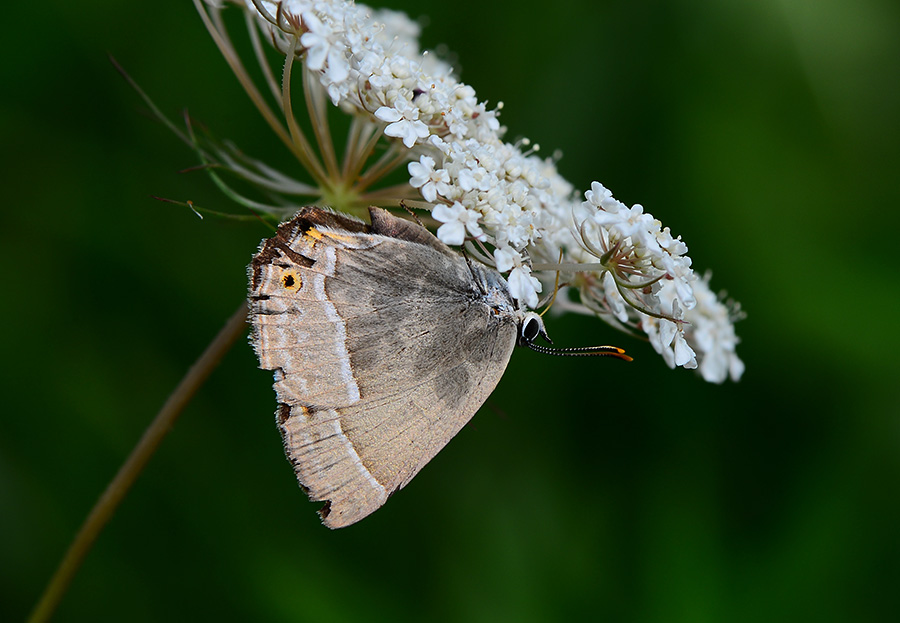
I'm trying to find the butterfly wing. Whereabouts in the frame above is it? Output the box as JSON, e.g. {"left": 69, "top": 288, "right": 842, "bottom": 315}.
{"left": 249, "top": 207, "right": 518, "bottom": 528}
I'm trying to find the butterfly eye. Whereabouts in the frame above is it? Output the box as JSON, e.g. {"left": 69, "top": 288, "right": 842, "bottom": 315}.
{"left": 519, "top": 311, "right": 547, "bottom": 345}
{"left": 523, "top": 318, "right": 540, "bottom": 342}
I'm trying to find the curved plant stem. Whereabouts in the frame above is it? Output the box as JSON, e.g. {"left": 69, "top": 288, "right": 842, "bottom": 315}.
{"left": 28, "top": 301, "right": 250, "bottom": 623}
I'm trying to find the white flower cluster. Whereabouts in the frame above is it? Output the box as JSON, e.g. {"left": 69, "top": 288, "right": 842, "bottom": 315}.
{"left": 214, "top": 0, "right": 743, "bottom": 381}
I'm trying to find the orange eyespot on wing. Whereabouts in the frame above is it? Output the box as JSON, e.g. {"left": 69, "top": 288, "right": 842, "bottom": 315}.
{"left": 281, "top": 270, "right": 302, "bottom": 291}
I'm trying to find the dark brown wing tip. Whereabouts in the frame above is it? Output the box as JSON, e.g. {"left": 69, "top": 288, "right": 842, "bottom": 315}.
{"left": 367, "top": 206, "right": 455, "bottom": 256}
{"left": 294, "top": 206, "right": 368, "bottom": 233}
{"left": 250, "top": 206, "right": 363, "bottom": 291}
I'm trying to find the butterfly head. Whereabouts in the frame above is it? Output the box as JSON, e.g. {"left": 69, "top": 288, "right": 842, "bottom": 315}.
{"left": 517, "top": 311, "right": 551, "bottom": 347}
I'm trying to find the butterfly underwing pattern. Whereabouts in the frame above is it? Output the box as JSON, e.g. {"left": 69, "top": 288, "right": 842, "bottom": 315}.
{"left": 248, "top": 206, "right": 531, "bottom": 528}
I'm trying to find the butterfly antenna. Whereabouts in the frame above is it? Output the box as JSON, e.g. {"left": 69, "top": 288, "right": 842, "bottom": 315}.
{"left": 524, "top": 341, "right": 632, "bottom": 361}
{"left": 518, "top": 311, "right": 632, "bottom": 361}
{"left": 398, "top": 199, "right": 426, "bottom": 228}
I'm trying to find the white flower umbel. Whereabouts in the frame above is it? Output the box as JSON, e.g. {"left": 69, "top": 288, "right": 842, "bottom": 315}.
{"left": 194, "top": 0, "right": 743, "bottom": 381}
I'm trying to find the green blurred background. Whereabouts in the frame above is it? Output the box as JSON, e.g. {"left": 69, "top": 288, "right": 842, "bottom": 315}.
{"left": 2, "top": 0, "right": 899, "bottom": 621}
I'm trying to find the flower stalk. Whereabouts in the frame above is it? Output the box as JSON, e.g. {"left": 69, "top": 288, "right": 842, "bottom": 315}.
{"left": 27, "top": 302, "right": 249, "bottom": 623}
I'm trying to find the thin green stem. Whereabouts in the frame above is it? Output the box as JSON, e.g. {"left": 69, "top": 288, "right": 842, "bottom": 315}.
{"left": 613, "top": 271, "right": 666, "bottom": 290}
{"left": 246, "top": 9, "right": 284, "bottom": 109}
{"left": 341, "top": 115, "right": 364, "bottom": 179}
{"left": 532, "top": 261, "right": 608, "bottom": 272}
{"left": 303, "top": 68, "right": 340, "bottom": 180}
{"left": 359, "top": 182, "right": 421, "bottom": 204}
{"left": 27, "top": 301, "right": 249, "bottom": 623}
{"left": 613, "top": 280, "right": 681, "bottom": 323}
{"left": 345, "top": 119, "right": 383, "bottom": 184}
{"left": 355, "top": 144, "right": 409, "bottom": 193}
{"left": 281, "top": 37, "right": 328, "bottom": 182}
{"left": 195, "top": 1, "right": 322, "bottom": 181}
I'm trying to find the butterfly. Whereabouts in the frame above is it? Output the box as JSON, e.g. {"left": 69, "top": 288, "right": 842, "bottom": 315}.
{"left": 248, "top": 206, "right": 626, "bottom": 528}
